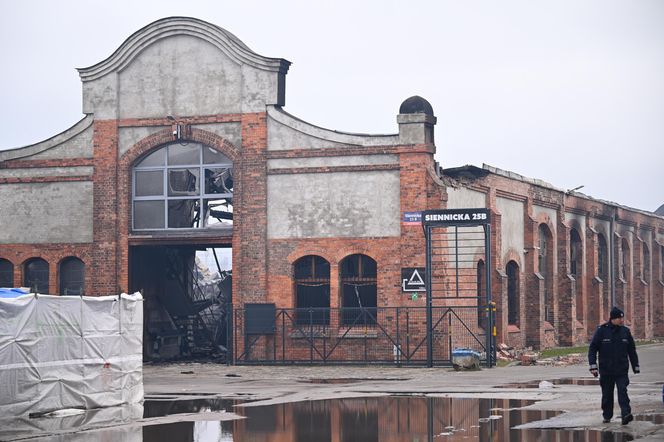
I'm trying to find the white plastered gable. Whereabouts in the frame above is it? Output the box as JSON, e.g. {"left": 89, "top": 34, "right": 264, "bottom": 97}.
{"left": 77, "top": 17, "right": 290, "bottom": 120}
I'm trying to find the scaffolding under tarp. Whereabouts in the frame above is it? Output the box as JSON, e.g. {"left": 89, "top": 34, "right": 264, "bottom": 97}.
{"left": 0, "top": 292, "right": 144, "bottom": 417}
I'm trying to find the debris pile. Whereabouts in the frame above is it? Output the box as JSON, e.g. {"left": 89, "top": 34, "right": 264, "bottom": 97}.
{"left": 497, "top": 343, "right": 585, "bottom": 366}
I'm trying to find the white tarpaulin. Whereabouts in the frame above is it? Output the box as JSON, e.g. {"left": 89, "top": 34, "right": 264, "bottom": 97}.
{"left": 0, "top": 292, "right": 144, "bottom": 417}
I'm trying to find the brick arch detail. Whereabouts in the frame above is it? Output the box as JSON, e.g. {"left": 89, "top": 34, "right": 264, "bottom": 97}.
{"left": 119, "top": 127, "right": 241, "bottom": 168}
{"left": 287, "top": 250, "right": 334, "bottom": 267}
{"left": 21, "top": 256, "right": 49, "bottom": 267}
{"left": 503, "top": 249, "right": 522, "bottom": 270}
{"left": 57, "top": 255, "right": 89, "bottom": 267}
{"left": 116, "top": 128, "right": 242, "bottom": 293}
{"left": 333, "top": 248, "right": 377, "bottom": 265}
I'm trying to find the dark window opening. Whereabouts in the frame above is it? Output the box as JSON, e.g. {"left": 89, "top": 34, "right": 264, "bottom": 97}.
{"left": 340, "top": 254, "right": 377, "bottom": 326}
{"left": 570, "top": 228, "right": 583, "bottom": 320}
{"left": 570, "top": 228, "right": 582, "bottom": 277}
{"left": 538, "top": 224, "right": 554, "bottom": 323}
{"left": 507, "top": 260, "right": 520, "bottom": 327}
{"left": 643, "top": 243, "right": 650, "bottom": 282}
{"left": 620, "top": 238, "right": 630, "bottom": 280}
{"left": 661, "top": 245, "right": 664, "bottom": 282}
{"left": 294, "top": 255, "right": 330, "bottom": 325}
{"left": 60, "top": 257, "right": 85, "bottom": 296}
{"left": 24, "top": 258, "right": 49, "bottom": 293}
{"left": 598, "top": 234, "right": 609, "bottom": 314}
{"left": 0, "top": 259, "right": 14, "bottom": 287}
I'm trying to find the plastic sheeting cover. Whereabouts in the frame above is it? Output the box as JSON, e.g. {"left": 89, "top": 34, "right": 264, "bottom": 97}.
{"left": 0, "top": 292, "right": 144, "bottom": 417}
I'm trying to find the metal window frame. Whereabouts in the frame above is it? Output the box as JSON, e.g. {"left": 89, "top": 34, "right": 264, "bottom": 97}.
{"left": 132, "top": 143, "right": 233, "bottom": 231}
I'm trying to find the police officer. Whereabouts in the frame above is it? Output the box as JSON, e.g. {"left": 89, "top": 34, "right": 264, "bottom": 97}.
{"left": 588, "top": 306, "right": 640, "bottom": 425}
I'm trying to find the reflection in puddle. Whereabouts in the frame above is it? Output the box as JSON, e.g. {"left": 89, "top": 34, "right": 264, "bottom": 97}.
{"left": 497, "top": 377, "right": 599, "bottom": 388}
{"left": 5, "top": 397, "right": 641, "bottom": 441}
{"left": 143, "top": 397, "right": 236, "bottom": 418}
{"left": 136, "top": 397, "right": 633, "bottom": 442}
{"left": 635, "top": 413, "right": 664, "bottom": 424}
{"left": 302, "top": 377, "right": 409, "bottom": 384}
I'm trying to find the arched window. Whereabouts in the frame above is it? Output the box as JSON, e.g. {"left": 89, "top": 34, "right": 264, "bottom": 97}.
{"left": 538, "top": 224, "right": 554, "bottom": 323}
{"left": 24, "top": 258, "right": 49, "bottom": 293}
{"left": 133, "top": 142, "right": 233, "bottom": 230}
{"left": 0, "top": 259, "right": 13, "bottom": 287}
{"left": 476, "top": 259, "right": 486, "bottom": 329}
{"left": 294, "top": 256, "right": 330, "bottom": 325}
{"left": 60, "top": 257, "right": 85, "bottom": 296}
{"left": 642, "top": 243, "right": 650, "bottom": 282}
{"left": 598, "top": 234, "right": 609, "bottom": 314}
{"left": 661, "top": 245, "right": 664, "bottom": 282}
{"left": 506, "top": 260, "right": 520, "bottom": 327}
{"left": 570, "top": 228, "right": 583, "bottom": 321}
{"left": 570, "top": 228, "right": 582, "bottom": 277}
{"left": 340, "top": 254, "right": 377, "bottom": 325}
{"left": 621, "top": 238, "right": 630, "bottom": 280}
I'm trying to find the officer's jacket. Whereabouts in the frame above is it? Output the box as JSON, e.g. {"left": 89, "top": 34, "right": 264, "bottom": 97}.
{"left": 588, "top": 322, "right": 639, "bottom": 376}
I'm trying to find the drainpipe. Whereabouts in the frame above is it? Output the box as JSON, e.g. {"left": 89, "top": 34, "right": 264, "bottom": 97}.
{"left": 609, "top": 206, "right": 616, "bottom": 306}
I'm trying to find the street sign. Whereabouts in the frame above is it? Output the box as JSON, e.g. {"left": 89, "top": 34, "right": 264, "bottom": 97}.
{"left": 422, "top": 208, "right": 490, "bottom": 227}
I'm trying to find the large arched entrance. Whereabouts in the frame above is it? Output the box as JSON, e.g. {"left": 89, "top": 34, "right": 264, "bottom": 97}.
{"left": 128, "top": 141, "right": 234, "bottom": 361}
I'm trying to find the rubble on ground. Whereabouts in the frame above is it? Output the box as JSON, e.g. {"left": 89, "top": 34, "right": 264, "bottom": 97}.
{"left": 497, "top": 343, "right": 585, "bottom": 367}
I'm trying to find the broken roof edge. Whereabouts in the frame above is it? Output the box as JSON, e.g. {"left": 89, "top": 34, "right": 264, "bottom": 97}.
{"left": 78, "top": 17, "right": 291, "bottom": 82}
{"left": 442, "top": 163, "right": 664, "bottom": 221}
{"left": 267, "top": 105, "right": 400, "bottom": 147}
{"left": 0, "top": 115, "right": 93, "bottom": 162}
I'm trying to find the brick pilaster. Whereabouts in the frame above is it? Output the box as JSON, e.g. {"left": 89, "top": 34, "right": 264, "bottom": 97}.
{"left": 91, "top": 120, "right": 119, "bottom": 296}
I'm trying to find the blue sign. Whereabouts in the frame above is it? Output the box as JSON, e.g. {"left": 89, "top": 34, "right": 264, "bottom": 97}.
{"left": 402, "top": 212, "right": 422, "bottom": 225}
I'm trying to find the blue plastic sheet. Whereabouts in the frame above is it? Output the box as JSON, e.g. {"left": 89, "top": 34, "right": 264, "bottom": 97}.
{"left": 0, "top": 288, "right": 30, "bottom": 298}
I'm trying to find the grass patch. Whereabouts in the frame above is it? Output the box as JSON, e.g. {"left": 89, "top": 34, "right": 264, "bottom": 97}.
{"left": 540, "top": 345, "right": 589, "bottom": 359}
{"left": 539, "top": 340, "right": 660, "bottom": 359}
{"left": 496, "top": 359, "right": 513, "bottom": 368}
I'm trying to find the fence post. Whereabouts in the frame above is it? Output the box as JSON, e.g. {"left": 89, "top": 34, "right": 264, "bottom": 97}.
{"left": 425, "top": 225, "right": 433, "bottom": 367}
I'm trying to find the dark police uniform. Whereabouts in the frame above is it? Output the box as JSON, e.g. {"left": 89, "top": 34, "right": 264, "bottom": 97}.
{"left": 588, "top": 320, "right": 640, "bottom": 422}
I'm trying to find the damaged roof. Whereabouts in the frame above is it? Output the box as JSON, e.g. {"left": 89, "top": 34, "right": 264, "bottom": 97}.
{"left": 442, "top": 163, "right": 664, "bottom": 220}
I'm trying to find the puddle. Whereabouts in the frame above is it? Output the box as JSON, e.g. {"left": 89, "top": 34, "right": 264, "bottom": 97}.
{"left": 498, "top": 377, "right": 599, "bottom": 388}
{"left": 69, "top": 396, "right": 635, "bottom": 442}
{"left": 143, "top": 397, "right": 237, "bottom": 418}
{"left": 636, "top": 413, "right": 664, "bottom": 424}
{"left": 302, "top": 377, "right": 409, "bottom": 384}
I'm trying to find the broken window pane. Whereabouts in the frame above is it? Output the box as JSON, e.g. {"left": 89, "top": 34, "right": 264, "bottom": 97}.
{"left": 132, "top": 143, "right": 234, "bottom": 231}
{"left": 168, "top": 143, "right": 200, "bottom": 165}
{"left": 134, "top": 201, "right": 165, "bottom": 229}
{"left": 204, "top": 167, "right": 233, "bottom": 195}
{"left": 340, "top": 254, "right": 377, "bottom": 325}
{"left": 168, "top": 199, "right": 200, "bottom": 228}
{"left": 24, "top": 258, "right": 49, "bottom": 293}
{"left": 136, "top": 149, "right": 166, "bottom": 167}
{"left": 168, "top": 168, "right": 199, "bottom": 196}
{"left": 60, "top": 257, "right": 85, "bottom": 296}
{"left": 203, "top": 198, "right": 233, "bottom": 226}
{"left": 135, "top": 170, "right": 164, "bottom": 196}
{"left": 203, "top": 146, "right": 231, "bottom": 165}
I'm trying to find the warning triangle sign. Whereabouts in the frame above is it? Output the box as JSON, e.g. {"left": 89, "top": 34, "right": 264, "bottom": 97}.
{"left": 408, "top": 269, "right": 425, "bottom": 286}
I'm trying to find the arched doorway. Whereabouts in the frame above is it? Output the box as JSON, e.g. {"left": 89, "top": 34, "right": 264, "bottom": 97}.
{"left": 129, "top": 141, "right": 234, "bottom": 361}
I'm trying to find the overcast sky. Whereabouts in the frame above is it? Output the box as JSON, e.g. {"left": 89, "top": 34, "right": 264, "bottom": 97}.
{"left": 1, "top": 0, "right": 662, "bottom": 212}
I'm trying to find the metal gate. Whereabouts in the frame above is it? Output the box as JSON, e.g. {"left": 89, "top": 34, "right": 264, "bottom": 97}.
{"left": 422, "top": 208, "right": 495, "bottom": 367}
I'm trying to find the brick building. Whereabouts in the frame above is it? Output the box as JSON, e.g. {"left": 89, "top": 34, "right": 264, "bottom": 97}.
{"left": 0, "top": 17, "right": 662, "bottom": 360}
